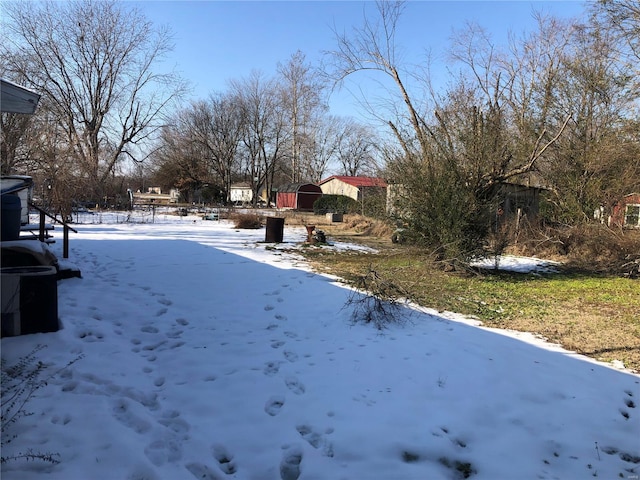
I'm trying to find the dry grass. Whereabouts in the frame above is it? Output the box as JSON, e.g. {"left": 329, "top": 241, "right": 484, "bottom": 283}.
{"left": 295, "top": 220, "right": 640, "bottom": 373}
{"left": 232, "top": 213, "right": 263, "bottom": 229}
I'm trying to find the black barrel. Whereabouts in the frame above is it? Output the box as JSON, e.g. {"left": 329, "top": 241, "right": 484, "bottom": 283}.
{"left": 265, "top": 217, "right": 285, "bottom": 243}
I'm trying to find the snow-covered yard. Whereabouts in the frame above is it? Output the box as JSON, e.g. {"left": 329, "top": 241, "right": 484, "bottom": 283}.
{"left": 2, "top": 213, "right": 638, "bottom": 480}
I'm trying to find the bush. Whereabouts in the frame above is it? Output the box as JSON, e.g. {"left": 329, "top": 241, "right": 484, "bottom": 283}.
{"left": 313, "top": 195, "right": 360, "bottom": 215}
{"left": 506, "top": 223, "right": 640, "bottom": 275}
{"left": 1, "top": 345, "right": 83, "bottom": 465}
{"left": 387, "top": 156, "right": 490, "bottom": 266}
{"left": 233, "top": 213, "right": 263, "bottom": 229}
{"left": 344, "top": 266, "right": 412, "bottom": 330}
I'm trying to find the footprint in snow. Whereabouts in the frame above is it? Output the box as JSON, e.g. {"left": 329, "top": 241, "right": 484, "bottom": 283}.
{"left": 296, "top": 424, "right": 334, "bottom": 457}
{"left": 265, "top": 396, "right": 285, "bottom": 416}
{"left": 185, "top": 462, "right": 219, "bottom": 480}
{"left": 212, "top": 445, "right": 237, "bottom": 475}
{"left": 283, "top": 350, "right": 298, "bottom": 362}
{"left": 145, "top": 438, "right": 182, "bottom": 466}
{"left": 111, "top": 398, "right": 152, "bottom": 434}
{"left": 285, "top": 376, "right": 305, "bottom": 395}
{"left": 280, "top": 445, "right": 303, "bottom": 480}
{"left": 159, "top": 410, "right": 190, "bottom": 436}
{"left": 51, "top": 414, "right": 72, "bottom": 425}
{"left": 76, "top": 328, "right": 104, "bottom": 342}
{"left": 264, "top": 361, "right": 280, "bottom": 376}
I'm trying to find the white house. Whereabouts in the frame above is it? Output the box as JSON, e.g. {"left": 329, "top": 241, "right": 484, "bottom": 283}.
{"left": 229, "top": 183, "right": 253, "bottom": 205}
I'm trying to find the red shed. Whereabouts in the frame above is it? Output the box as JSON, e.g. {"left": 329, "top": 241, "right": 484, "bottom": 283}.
{"left": 276, "top": 183, "right": 322, "bottom": 211}
{"left": 611, "top": 193, "right": 640, "bottom": 228}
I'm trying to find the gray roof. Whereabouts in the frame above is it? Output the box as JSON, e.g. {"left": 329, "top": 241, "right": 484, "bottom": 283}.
{"left": 1, "top": 78, "right": 41, "bottom": 114}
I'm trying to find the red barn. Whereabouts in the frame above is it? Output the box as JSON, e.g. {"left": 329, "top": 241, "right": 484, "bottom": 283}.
{"left": 276, "top": 183, "right": 322, "bottom": 211}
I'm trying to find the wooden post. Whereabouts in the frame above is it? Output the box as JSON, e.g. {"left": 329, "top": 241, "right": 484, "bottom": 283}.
{"left": 63, "top": 225, "right": 70, "bottom": 258}
{"left": 39, "top": 211, "right": 46, "bottom": 242}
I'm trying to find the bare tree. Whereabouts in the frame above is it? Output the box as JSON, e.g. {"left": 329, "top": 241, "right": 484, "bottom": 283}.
{"left": 232, "top": 70, "right": 289, "bottom": 206}
{"left": 299, "top": 115, "right": 341, "bottom": 182}
{"left": 1, "top": 0, "right": 186, "bottom": 202}
{"left": 277, "top": 51, "right": 327, "bottom": 183}
{"left": 188, "top": 94, "right": 243, "bottom": 204}
{"left": 152, "top": 112, "right": 209, "bottom": 203}
{"left": 336, "top": 119, "right": 377, "bottom": 176}
{"left": 328, "top": 1, "right": 431, "bottom": 161}
{"left": 592, "top": 0, "right": 640, "bottom": 65}
{"left": 538, "top": 19, "right": 640, "bottom": 222}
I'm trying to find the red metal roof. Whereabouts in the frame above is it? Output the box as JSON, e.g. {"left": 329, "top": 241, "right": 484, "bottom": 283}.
{"left": 320, "top": 176, "right": 387, "bottom": 188}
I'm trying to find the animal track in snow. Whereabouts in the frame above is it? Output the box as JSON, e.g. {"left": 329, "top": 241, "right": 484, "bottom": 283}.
{"left": 141, "top": 326, "right": 159, "bottom": 334}
{"left": 283, "top": 350, "right": 298, "bottom": 362}
{"left": 143, "top": 340, "right": 168, "bottom": 351}
{"left": 212, "top": 445, "right": 237, "bottom": 475}
{"left": 176, "top": 318, "right": 189, "bottom": 326}
{"left": 159, "top": 410, "right": 190, "bottom": 436}
{"left": 51, "top": 414, "right": 71, "bottom": 425}
{"left": 145, "top": 438, "right": 182, "bottom": 466}
{"left": 76, "top": 328, "right": 104, "bottom": 342}
{"left": 265, "top": 396, "right": 285, "bottom": 416}
{"left": 111, "top": 398, "right": 152, "bottom": 434}
{"left": 285, "top": 376, "right": 305, "bottom": 395}
{"left": 264, "top": 361, "right": 280, "bottom": 376}
{"left": 271, "top": 340, "right": 285, "bottom": 349}
{"left": 296, "top": 424, "right": 334, "bottom": 457}
{"left": 280, "top": 445, "right": 303, "bottom": 480}
{"left": 601, "top": 446, "right": 640, "bottom": 464}
{"left": 155, "top": 308, "right": 168, "bottom": 317}
{"left": 185, "top": 462, "right": 219, "bottom": 480}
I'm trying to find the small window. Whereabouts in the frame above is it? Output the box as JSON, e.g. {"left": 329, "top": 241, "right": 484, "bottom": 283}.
{"left": 624, "top": 204, "right": 640, "bottom": 227}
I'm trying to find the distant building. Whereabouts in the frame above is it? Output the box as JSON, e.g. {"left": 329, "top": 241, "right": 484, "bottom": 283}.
{"left": 132, "top": 187, "right": 179, "bottom": 205}
{"left": 276, "top": 183, "right": 322, "bottom": 210}
{"left": 610, "top": 193, "right": 640, "bottom": 228}
{"left": 319, "top": 175, "right": 387, "bottom": 202}
{"left": 229, "top": 183, "right": 253, "bottom": 205}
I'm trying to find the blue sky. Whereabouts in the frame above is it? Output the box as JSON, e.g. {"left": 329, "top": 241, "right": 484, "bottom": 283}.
{"left": 134, "top": 1, "right": 588, "bottom": 119}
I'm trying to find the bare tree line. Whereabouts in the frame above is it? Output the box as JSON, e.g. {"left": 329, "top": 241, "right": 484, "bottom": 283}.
{"left": 325, "top": 1, "right": 639, "bottom": 260}
{"left": 1, "top": 0, "right": 638, "bottom": 245}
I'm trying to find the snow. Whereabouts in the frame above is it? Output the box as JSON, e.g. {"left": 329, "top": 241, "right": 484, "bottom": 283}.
{"left": 470, "top": 255, "right": 561, "bottom": 274}
{"left": 2, "top": 212, "right": 639, "bottom": 480}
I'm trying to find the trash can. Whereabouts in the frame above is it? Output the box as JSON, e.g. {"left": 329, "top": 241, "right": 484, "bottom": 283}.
{"left": 1, "top": 266, "right": 59, "bottom": 337}
{"left": 1, "top": 194, "right": 22, "bottom": 241}
{"left": 265, "top": 217, "right": 285, "bottom": 243}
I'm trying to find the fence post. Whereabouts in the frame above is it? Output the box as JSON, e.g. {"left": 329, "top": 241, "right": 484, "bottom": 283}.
{"left": 39, "top": 211, "right": 46, "bottom": 242}
{"left": 63, "top": 225, "right": 69, "bottom": 258}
